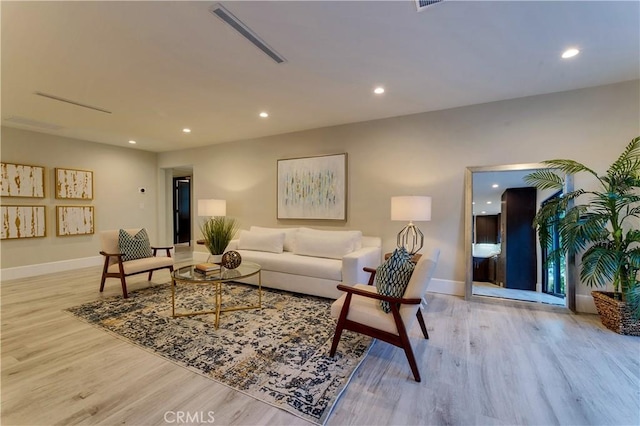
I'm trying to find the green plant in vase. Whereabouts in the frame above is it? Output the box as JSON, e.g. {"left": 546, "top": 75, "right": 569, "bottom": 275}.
{"left": 200, "top": 216, "right": 238, "bottom": 261}
{"left": 525, "top": 136, "right": 640, "bottom": 325}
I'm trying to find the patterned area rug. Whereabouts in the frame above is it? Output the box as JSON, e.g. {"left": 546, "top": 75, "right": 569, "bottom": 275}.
{"left": 66, "top": 282, "right": 371, "bottom": 425}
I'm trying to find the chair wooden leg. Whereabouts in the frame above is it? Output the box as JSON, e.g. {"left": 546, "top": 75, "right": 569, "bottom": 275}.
{"left": 391, "top": 304, "right": 421, "bottom": 382}
{"left": 148, "top": 270, "right": 153, "bottom": 281}
{"left": 417, "top": 309, "right": 429, "bottom": 339}
{"left": 100, "top": 258, "right": 110, "bottom": 292}
{"left": 118, "top": 262, "right": 128, "bottom": 299}
{"left": 330, "top": 293, "right": 353, "bottom": 357}
{"left": 120, "top": 276, "right": 128, "bottom": 299}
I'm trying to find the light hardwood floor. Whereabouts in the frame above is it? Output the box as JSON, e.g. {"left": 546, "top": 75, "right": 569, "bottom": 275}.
{"left": 2, "top": 253, "right": 639, "bottom": 425}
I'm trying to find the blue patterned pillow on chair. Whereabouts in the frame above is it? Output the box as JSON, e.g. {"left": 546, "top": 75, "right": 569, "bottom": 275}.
{"left": 375, "top": 247, "right": 415, "bottom": 313}
{"left": 118, "top": 229, "right": 153, "bottom": 262}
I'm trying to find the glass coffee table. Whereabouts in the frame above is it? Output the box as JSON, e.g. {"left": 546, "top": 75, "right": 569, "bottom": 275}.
{"left": 171, "top": 261, "right": 262, "bottom": 329}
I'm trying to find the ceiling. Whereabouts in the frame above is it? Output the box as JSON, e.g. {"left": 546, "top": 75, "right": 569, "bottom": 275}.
{"left": 2, "top": 1, "right": 639, "bottom": 153}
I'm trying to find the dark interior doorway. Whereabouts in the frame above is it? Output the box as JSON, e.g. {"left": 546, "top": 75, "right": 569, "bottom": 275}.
{"left": 173, "top": 177, "right": 191, "bottom": 245}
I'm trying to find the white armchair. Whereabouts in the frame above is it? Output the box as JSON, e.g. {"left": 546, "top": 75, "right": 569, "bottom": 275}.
{"left": 99, "top": 229, "right": 174, "bottom": 298}
{"left": 329, "top": 248, "right": 440, "bottom": 382}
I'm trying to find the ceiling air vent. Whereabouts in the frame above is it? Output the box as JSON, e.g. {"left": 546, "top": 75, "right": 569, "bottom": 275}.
{"left": 210, "top": 3, "right": 286, "bottom": 64}
{"left": 415, "top": 0, "right": 444, "bottom": 12}
{"left": 35, "top": 92, "right": 112, "bottom": 114}
{"left": 3, "top": 116, "right": 64, "bottom": 131}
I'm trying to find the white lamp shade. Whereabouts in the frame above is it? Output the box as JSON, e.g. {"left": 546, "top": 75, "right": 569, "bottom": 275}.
{"left": 197, "top": 199, "right": 226, "bottom": 217}
{"left": 391, "top": 196, "right": 432, "bottom": 221}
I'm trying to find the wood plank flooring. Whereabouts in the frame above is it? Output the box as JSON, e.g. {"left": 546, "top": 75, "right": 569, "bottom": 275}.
{"left": 2, "top": 253, "right": 639, "bottom": 425}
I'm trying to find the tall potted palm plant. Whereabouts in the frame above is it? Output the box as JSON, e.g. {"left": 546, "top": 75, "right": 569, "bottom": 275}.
{"left": 525, "top": 136, "right": 640, "bottom": 335}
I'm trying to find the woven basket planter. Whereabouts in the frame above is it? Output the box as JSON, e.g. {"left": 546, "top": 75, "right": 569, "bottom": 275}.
{"left": 592, "top": 291, "right": 640, "bottom": 336}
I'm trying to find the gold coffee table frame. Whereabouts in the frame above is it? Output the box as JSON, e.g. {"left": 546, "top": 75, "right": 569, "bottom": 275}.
{"left": 171, "top": 262, "right": 262, "bottom": 329}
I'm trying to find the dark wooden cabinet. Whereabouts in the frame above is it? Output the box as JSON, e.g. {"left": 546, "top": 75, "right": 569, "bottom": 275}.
{"left": 475, "top": 215, "right": 499, "bottom": 243}
{"left": 497, "top": 187, "right": 537, "bottom": 290}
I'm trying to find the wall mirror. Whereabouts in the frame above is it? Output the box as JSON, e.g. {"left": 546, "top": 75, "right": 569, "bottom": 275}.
{"left": 464, "top": 163, "right": 575, "bottom": 311}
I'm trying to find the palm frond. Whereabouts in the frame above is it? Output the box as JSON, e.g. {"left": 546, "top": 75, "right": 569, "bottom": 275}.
{"left": 580, "top": 246, "right": 618, "bottom": 287}
{"left": 540, "top": 159, "right": 599, "bottom": 178}
{"left": 608, "top": 136, "right": 640, "bottom": 176}
{"left": 523, "top": 169, "right": 564, "bottom": 191}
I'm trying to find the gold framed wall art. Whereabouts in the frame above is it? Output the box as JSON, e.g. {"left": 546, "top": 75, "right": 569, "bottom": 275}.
{"left": 277, "top": 153, "right": 347, "bottom": 220}
{"left": 1, "top": 162, "right": 45, "bottom": 198}
{"left": 1, "top": 205, "right": 46, "bottom": 239}
{"left": 55, "top": 168, "right": 93, "bottom": 200}
{"left": 56, "top": 206, "right": 94, "bottom": 236}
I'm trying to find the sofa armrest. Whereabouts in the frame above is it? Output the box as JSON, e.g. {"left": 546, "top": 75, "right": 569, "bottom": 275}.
{"left": 342, "top": 246, "right": 382, "bottom": 286}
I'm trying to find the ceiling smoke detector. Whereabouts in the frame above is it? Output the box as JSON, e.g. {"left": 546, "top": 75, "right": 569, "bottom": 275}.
{"left": 415, "top": 0, "right": 444, "bottom": 12}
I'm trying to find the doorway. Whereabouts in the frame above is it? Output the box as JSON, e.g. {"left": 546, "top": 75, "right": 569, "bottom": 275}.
{"left": 173, "top": 177, "right": 191, "bottom": 245}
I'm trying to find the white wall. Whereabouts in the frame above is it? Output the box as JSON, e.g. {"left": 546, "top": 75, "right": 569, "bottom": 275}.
{"left": 0, "top": 128, "right": 160, "bottom": 274}
{"left": 2, "top": 80, "right": 639, "bottom": 310}
{"left": 158, "top": 80, "right": 640, "bottom": 304}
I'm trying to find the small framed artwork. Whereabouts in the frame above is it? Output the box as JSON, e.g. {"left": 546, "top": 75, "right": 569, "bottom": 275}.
{"left": 277, "top": 153, "right": 347, "bottom": 220}
{"left": 1, "top": 162, "right": 45, "bottom": 198}
{"left": 1, "top": 205, "right": 46, "bottom": 239}
{"left": 56, "top": 206, "right": 94, "bottom": 236}
{"left": 55, "top": 168, "right": 93, "bottom": 200}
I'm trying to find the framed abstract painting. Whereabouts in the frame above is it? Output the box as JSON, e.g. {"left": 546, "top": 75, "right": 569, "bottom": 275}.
{"left": 56, "top": 206, "right": 94, "bottom": 236}
{"left": 1, "top": 205, "right": 46, "bottom": 239}
{"left": 277, "top": 153, "right": 347, "bottom": 220}
{"left": 1, "top": 162, "right": 45, "bottom": 198}
{"left": 55, "top": 168, "right": 93, "bottom": 200}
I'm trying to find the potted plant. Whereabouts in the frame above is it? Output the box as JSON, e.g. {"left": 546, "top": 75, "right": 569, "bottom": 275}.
{"left": 200, "top": 216, "right": 237, "bottom": 263}
{"left": 525, "top": 136, "right": 640, "bottom": 335}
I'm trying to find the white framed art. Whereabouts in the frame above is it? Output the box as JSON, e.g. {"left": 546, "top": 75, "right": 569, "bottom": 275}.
{"left": 1, "top": 162, "right": 45, "bottom": 198}
{"left": 56, "top": 205, "right": 94, "bottom": 236}
{"left": 55, "top": 168, "right": 93, "bottom": 200}
{"left": 1, "top": 205, "right": 46, "bottom": 239}
{"left": 277, "top": 153, "right": 347, "bottom": 220}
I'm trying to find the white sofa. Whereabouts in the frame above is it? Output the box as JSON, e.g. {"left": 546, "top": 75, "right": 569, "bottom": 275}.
{"left": 225, "top": 226, "right": 382, "bottom": 299}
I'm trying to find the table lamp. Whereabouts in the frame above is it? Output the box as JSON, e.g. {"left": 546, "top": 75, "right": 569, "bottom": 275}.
{"left": 391, "top": 196, "right": 432, "bottom": 255}
{"left": 197, "top": 199, "right": 226, "bottom": 218}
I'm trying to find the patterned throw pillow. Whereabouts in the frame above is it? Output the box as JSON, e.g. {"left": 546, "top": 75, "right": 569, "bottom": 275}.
{"left": 375, "top": 247, "right": 415, "bottom": 313}
{"left": 118, "top": 229, "right": 152, "bottom": 262}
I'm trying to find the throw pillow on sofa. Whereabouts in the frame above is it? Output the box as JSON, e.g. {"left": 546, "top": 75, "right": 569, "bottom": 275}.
{"left": 375, "top": 247, "right": 415, "bottom": 313}
{"left": 237, "top": 230, "right": 286, "bottom": 253}
{"left": 118, "top": 228, "right": 153, "bottom": 262}
{"left": 250, "top": 226, "right": 298, "bottom": 252}
{"left": 294, "top": 232, "right": 355, "bottom": 260}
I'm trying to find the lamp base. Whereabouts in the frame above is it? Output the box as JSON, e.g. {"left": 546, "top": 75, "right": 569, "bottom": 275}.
{"left": 397, "top": 222, "right": 424, "bottom": 255}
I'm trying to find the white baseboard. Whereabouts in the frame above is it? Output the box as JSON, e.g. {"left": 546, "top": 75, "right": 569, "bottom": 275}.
{"left": 427, "top": 278, "right": 465, "bottom": 296}
{"left": 1, "top": 256, "right": 103, "bottom": 281}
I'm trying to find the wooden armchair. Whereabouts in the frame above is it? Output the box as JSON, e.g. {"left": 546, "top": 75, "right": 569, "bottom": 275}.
{"left": 99, "top": 229, "right": 174, "bottom": 298}
{"left": 330, "top": 248, "right": 440, "bottom": 382}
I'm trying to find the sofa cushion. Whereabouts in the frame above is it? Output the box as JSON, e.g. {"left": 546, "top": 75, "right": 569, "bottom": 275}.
{"left": 294, "top": 232, "right": 354, "bottom": 260}
{"left": 235, "top": 250, "right": 342, "bottom": 281}
{"left": 250, "top": 226, "right": 298, "bottom": 252}
{"left": 107, "top": 256, "right": 173, "bottom": 275}
{"left": 298, "top": 227, "right": 363, "bottom": 250}
{"left": 238, "top": 230, "right": 285, "bottom": 253}
{"left": 118, "top": 228, "right": 152, "bottom": 262}
{"left": 375, "top": 247, "right": 415, "bottom": 313}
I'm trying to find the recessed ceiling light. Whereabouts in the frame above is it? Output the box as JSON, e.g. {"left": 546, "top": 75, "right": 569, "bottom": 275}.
{"left": 374, "top": 87, "right": 385, "bottom": 95}
{"left": 481, "top": 211, "right": 486, "bottom": 214}
{"left": 183, "top": 128, "right": 191, "bottom": 133}
{"left": 472, "top": 202, "right": 475, "bottom": 205}
{"left": 129, "top": 140, "right": 136, "bottom": 144}
{"left": 259, "top": 112, "right": 269, "bottom": 118}
{"left": 487, "top": 201, "right": 492, "bottom": 205}
{"left": 492, "top": 184, "right": 499, "bottom": 188}
{"left": 561, "top": 48, "right": 580, "bottom": 59}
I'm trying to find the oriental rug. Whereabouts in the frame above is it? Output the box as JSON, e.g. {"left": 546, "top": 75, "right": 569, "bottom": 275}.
{"left": 66, "top": 282, "right": 371, "bottom": 425}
